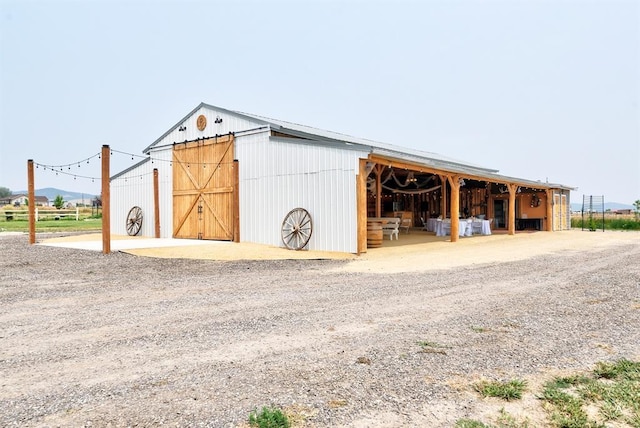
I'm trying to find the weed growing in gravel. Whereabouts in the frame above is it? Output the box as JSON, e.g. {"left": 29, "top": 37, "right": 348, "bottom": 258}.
{"left": 455, "top": 409, "right": 532, "bottom": 428}
{"left": 456, "top": 419, "right": 493, "bottom": 428}
{"left": 471, "top": 326, "right": 490, "bottom": 333}
{"left": 475, "top": 379, "right": 527, "bottom": 400}
{"left": 248, "top": 406, "right": 290, "bottom": 428}
{"left": 541, "top": 358, "right": 640, "bottom": 427}
{"left": 495, "top": 408, "right": 531, "bottom": 427}
{"left": 417, "top": 340, "right": 450, "bottom": 354}
{"left": 417, "top": 340, "right": 449, "bottom": 348}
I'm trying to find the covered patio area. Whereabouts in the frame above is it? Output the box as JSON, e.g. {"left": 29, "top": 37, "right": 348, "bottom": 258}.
{"left": 358, "top": 154, "right": 572, "bottom": 252}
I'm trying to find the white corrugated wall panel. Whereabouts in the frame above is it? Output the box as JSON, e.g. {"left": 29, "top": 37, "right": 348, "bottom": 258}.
{"left": 153, "top": 106, "right": 264, "bottom": 150}
{"left": 110, "top": 148, "right": 173, "bottom": 238}
{"left": 236, "top": 133, "right": 367, "bottom": 253}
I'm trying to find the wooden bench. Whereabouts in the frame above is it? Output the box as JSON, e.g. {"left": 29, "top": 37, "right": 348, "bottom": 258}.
{"left": 369, "top": 217, "right": 400, "bottom": 240}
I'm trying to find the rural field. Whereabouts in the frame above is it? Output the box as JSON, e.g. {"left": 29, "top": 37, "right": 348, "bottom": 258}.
{"left": 1, "top": 231, "right": 639, "bottom": 427}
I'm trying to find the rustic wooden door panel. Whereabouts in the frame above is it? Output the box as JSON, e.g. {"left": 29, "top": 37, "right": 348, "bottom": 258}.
{"left": 173, "top": 135, "right": 235, "bottom": 240}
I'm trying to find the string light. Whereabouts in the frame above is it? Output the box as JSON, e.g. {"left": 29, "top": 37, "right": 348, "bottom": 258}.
{"left": 32, "top": 139, "right": 238, "bottom": 186}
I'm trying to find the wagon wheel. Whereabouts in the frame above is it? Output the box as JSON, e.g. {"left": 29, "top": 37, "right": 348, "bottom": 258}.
{"left": 281, "top": 208, "right": 313, "bottom": 250}
{"left": 126, "top": 206, "right": 143, "bottom": 236}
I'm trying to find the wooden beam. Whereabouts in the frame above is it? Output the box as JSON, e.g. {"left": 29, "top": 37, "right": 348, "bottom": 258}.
{"left": 233, "top": 160, "right": 240, "bottom": 243}
{"left": 447, "top": 175, "right": 460, "bottom": 242}
{"left": 153, "top": 168, "right": 160, "bottom": 238}
{"left": 101, "top": 145, "right": 111, "bottom": 254}
{"left": 507, "top": 183, "right": 518, "bottom": 235}
{"left": 27, "top": 160, "right": 35, "bottom": 244}
{"left": 545, "top": 189, "right": 553, "bottom": 231}
{"left": 375, "top": 164, "right": 384, "bottom": 217}
{"left": 368, "top": 154, "right": 558, "bottom": 191}
{"left": 357, "top": 159, "right": 368, "bottom": 254}
{"left": 439, "top": 174, "right": 448, "bottom": 219}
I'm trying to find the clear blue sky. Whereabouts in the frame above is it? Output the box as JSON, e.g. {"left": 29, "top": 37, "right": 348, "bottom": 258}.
{"left": 1, "top": 0, "right": 638, "bottom": 205}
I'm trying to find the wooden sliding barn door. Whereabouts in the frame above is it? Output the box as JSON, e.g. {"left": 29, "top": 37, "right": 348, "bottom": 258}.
{"left": 173, "top": 135, "right": 235, "bottom": 240}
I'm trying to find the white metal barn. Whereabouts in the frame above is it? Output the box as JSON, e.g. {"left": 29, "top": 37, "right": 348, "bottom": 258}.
{"left": 110, "top": 102, "right": 572, "bottom": 254}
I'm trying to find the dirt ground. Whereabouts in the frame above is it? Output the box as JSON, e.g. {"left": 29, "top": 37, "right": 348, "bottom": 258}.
{"left": 1, "top": 230, "right": 639, "bottom": 427}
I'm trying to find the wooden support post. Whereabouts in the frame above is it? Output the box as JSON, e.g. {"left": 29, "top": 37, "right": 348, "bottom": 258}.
{"left": 153, "top": 168, "right": 160, "bottom": 238}
{"left": 507, "top": 183, "right": 518, "bottom": 235}
{"left": 439, "top": 175, "right": 447, "bottom": 218}
{"left": 233, "top": 160, "right": 240, "bottom": 243}
{"left": 447, "top": 175, "right": 460, "bottom": 242}
{"left": 27, "top": 159, "right": 35, "bottom": 244}
{"left": 357, "top": 159, "right": 368, "bottom": 254}
{"left": 101, "top": 145, "right": 111, "bottom": 254}
{"left": 545, "top": 189, "right": 553, "bottom": 231}
{"left": 375, "top": 164, "right": 383, "bottom": 218}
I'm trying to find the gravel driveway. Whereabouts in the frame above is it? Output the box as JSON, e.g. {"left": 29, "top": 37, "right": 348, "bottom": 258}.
{"left": 1, "top": 232, "right": 639, "bottom": 427}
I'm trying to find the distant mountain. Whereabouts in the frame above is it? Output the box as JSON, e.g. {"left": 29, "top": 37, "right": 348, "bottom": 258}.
{"left": 14, "top": 187, "right": 98, "bottom": 201}
{"left": 571, "top": 202, "right": 634, "bottom": 212}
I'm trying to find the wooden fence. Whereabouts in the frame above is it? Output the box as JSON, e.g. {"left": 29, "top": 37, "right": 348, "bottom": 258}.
{"left": 2, "top": 208, "right": 79, "bottom": 221}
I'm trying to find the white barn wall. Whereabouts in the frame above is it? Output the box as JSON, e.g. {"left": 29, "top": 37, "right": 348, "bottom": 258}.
{"left": 110, "top": 149, "right": 173, "bottom": 238}
{"left": 152, "top": 106, "right": 265, "bottom": 149}
{"left": 236, "top": 133, "right": 368, "bottom": 253}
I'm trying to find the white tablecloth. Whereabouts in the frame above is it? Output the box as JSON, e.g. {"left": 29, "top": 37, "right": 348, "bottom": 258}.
{"left": 435, "top": 219, "right": 491, "bottom": 236}
{"left": 426, "top": 218, "right": 438, "bottom": 232}
{"left": 470, "top": 220, "right": 492, "bottom": 235}
{"left": 435, "top": 219, "right": 467, "bottom": 237}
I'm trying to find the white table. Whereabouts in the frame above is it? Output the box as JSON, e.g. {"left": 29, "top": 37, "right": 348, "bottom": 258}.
{"left": 469, "top": 219, "right": 492, "bottom": 235}
{"left": 435, "top": 219, "right": 467, "bottom": 237}
{"left": 426, "top": 218, "right": 438, "bottom": 232}
{"left": 436, "top": 219, "right": 491, "bottom": 236}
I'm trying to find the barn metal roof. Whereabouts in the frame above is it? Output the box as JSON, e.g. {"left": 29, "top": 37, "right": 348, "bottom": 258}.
{"left": 142, "top": 102, "right": 573, "bottom": 191}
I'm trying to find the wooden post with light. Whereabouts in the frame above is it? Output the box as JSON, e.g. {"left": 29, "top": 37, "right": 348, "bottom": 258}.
{"left": 101, "top": 145, "right": 111, "bottom": 254}
{"left": 27, "top": 159, "right": 36, "bottom": 244}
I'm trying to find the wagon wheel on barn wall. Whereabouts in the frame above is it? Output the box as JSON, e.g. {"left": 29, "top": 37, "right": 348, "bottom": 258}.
{"left": 126, "top": 206, "right": 143, "bottom": 236}
{"left": 281, "top": 208, "right": 313, "bottom": 250}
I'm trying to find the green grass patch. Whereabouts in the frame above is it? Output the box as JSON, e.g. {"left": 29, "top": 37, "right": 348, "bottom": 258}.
{"left": 456, "top": 419, "right": 493, "bottom": 428}
{"left": 248, "top": 406, "right": 290, "bottom": 428}
{"left": 571, "top": 217, "right": 640, "bottom": 231}
{"left": 475, "top": 379, "right": 527, "bottom": 400}
{"left": 0, "top": 218, "right": 102, "bottom": 232}
{"left": 541, "top": 358, "right": 640, "bottom": 427}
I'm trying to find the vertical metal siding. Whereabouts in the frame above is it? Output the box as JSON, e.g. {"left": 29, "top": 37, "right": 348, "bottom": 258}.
{"left": 110, "top": 148, "right": 173, "bottom": 238}
{"left": 153, "top": 107, "right": 262, "bottom": 150}
{"left": 236, "top": 133, "right": 367, "bottom": 253}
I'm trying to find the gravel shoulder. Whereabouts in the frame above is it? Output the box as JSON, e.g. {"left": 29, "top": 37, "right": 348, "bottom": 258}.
{"left": 1, "top": 231, "right": 639, "bottom": 427}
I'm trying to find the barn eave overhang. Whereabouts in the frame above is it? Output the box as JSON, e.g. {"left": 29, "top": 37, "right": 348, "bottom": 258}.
{"left": 110, "top": 157, "right": 150, "bottom": 181}
{"left": 368, "top": 152, "right": 574, "bottom": 191}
